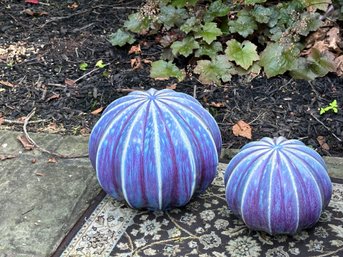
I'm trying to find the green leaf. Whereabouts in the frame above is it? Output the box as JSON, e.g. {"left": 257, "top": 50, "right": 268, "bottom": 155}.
{"left": 150, "top": 60, "right": 185, "bottom": 81}
{"left": 204, "top": 0, "right": 230, "bottom": 22}
{"left": 79, "top": 62, "right": 88, "bottom": 71}
{"left": 194, "top": 55, "right": 234, "bottom": 85}
{"left": 289, "top": 57, "right": 318, "bottom": 80}
{"left": 295, "top": 12, "right": 322, "bottom": 36}
{"left": 311, "top": 48, "right": 336, "bottom": 73}
{"left": 302, "top": 0, "right": 331, "bottom": 11}
{"left": 291, "top": 48, "right": 335, "bottom": 80}
{"left": 291, "top": 48, "right": 336, "bottom": 80}
{"left": 228, "top": 10, "right": 257, "bottom": 38}
{"left": 124, "top": 13, "right": 150, "bottom": 34}
{"left": 319, "top": 100, "right": 338, "bottom": 115}
{"left": 196, "top": 22, "right": 223, "bottom": 44}
{"left": 252, "top": 5, "right": 273, "bottom": 23}
{"left": 269, "top": 26, "right": 283, "bottom": 42}
{"left": 270, "top": 1, "right": 304, "bottom": 29}
{"left": 180, "top": 17, "right": 199, "bottom": 34}
{"left": 330, "top": 100, "right": 338, "bottom": 108}
{"left": 95, "top": 60, "right": 106, "bottom": 68}
{"left": 260, "top": 43, "right": 300, "bottom": 77}
{"left": 171, "top": 37, "right": 200, "bottom": 57}
{"left": 234, "top": 63, "right": 261, "bottom": 77}
{"left": 225, "top": 39, "right": 259, "bottom": 70}
{"left": 158, "top": 6, "right": 188, "bottom": 29}
{"left": 195, "top": 41, "right": 223, "bottom": 59}
{"left": 170, "top": 0, "right": 198, "bottom": 8}
{"left": 244, "top": 0, "right": 267, "bottom": 4}
{"left": 109, "top": 29, "right": 135, "bottom": 47}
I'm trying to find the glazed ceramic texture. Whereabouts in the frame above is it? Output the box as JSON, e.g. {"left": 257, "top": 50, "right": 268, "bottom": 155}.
{"left": 224, "top": 137, "right": 332, "bottom": 235}
{"left": 89, "top": 88, "right": 221, "bottom": 210}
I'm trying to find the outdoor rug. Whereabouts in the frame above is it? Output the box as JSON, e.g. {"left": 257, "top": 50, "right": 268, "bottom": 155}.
{"left": 56, "top": 163, "right": 343, "bottom": 257}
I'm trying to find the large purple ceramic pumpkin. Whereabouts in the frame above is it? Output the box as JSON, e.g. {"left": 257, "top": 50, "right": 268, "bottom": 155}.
{"left": 89, "top": 88, "right": 221, "bottom": 210}
{"left": 224, "top": 137, "right": 332, "bottom": 235}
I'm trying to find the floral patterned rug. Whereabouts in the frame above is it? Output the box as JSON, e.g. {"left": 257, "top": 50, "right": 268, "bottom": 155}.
{"left": 59, "top": 164, "right": 343, "bottom": 257}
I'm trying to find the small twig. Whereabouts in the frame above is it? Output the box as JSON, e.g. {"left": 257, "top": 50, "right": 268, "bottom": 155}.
{"left": 73, "top": 63, "right": 110, "bottom": 84}
{"left": 39, "top": 1, "right": 51, "bottom": 6}
{"left": 46, "top": 83, "right": 67, "bottom": 88}
{"left": 21, "top": 207, "right": 35, "bottom": 216}
{"left": 193, "top": 85, "right": 197, "bottom": 99}
{"left": 72, "top": 23, "right": 95, "bottom": 33}
{"left": 249, "top": 112, "right": 266, "bottom": 125}
{"left": 3, "top": 119, "right": 47, "bottom": 125}
{"left": 23, "top": 108, "right": 88, "bottom": 159}
{"left": 309, "top": 112, "right": 342, "bottom": 142}
{"left": 0, "top": 154, "right": 17, "bottom": 161}
{"left": 115, "top": 88, "right": 139, "bottom": 93}
{"left": 39, "top": 10, "right": 89, "bottom": 28}
{"left": 92, "top": 4, "right": 140, "bottom": 9}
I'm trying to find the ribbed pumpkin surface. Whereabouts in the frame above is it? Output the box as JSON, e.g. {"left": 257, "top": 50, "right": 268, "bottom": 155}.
{"left": 224, "top": 137, "right": 332, "bottom": 235}
{"left": 89, "top": 88, "right": 221, "bottom": 210}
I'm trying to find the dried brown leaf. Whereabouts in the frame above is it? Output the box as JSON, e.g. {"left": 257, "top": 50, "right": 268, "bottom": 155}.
{"left": 327, "top": 27, "right": 342, "bottom": 52}
{"left": 0, "top": 117, "right": 3, "bottom": 125}
{"left": 23, "top": 8, "right": 48, "bottom": 16}
{"left": 166, "top": 83, "right": 177, "bottom": 90}
{"left": 34, "top": 171, "right": 46, "bottom": 176}
{"left": 305, "top": 28, "right": 328, "bottom": 51}
{"left": 23, "top": 8, "right": 35, "bottom": 16}
{"left": 0, "top": 80, "right": 15, "bottom": 88}
{"left": 142, "top": 59, "right": 152, "bottom": 64}
{"left": 317, "top": 136, "right": 330, "bottom": 151}
{"left": 37, "top": 122, "right": 66, "bottom": 134}
{"left": 232, "top": 120, "right": 252, "bottom": 139}
{"left": 64, "top": 78, "right": 76, "bottom": 87}
{"left": 335, "top": 55, "right": 343, "bottom": 76}
{"left": 17, "top": 135, "right": 34, "bottom": 150}
{"left": 209, "top": 102, "right": 225, "bottom": 108}
{"left": 68, "top": 2, "right": 79, "bottom": 10}
{"left": 130, "top": 57, "right": 142, "bottom": 70}
{"left": 48, "top": 157, "right": 57, "bottom": 163}
{"left": 91, "top": 106, "right": 104, "bottom": 115}
{"left": 38, "top": 11, "right": 49, "bottom": 16}
{"left": 312, "top": 41, "right": 328, "bottom": 54}
{"left": 46, "top": 93, "right": 60, "bottom": 102}
{"left": 0, "top": 154, "right": 16, "bottom": 161}
{"left": 128, "top": 44, "right": 141, "bottom": 55}
{"left": 80, "top": 127, "right": 90, "bottom": 136}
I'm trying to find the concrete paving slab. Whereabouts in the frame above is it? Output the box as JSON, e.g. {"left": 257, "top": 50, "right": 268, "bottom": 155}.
{"left": 0, "top": 130, "right": 342, "bottom": 257}
{"left": 0, "top": 130, "right": 101, "bottom": 257}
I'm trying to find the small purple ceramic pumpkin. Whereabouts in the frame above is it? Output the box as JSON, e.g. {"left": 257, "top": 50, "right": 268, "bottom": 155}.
{"left": 224, "top": 137, "right": 332, "bottom": 235}
{"left": 89, "top": 88, "right": 221, "bottom": 210}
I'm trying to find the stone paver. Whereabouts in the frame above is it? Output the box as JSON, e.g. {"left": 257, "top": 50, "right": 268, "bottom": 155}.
{"left": 0, "top": 130, "right": 101, "bottom": 257}
{"left": 0, "top": 130, "right": 342, "bottom": 257}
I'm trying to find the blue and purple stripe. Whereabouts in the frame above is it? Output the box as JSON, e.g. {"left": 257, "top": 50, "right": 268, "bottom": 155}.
{"left": 224, "top": 137, "right": 332, "bottom": 235}
{"left": 89, "top": 88, "right": 222, "bottom": 210}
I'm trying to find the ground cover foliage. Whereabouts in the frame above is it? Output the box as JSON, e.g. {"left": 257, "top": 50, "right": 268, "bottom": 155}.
{"left": 0, "top": 0, "right": 342, "bottom": 157}
{"left": 110, "top": 0, "right": 343, "bottom": 84}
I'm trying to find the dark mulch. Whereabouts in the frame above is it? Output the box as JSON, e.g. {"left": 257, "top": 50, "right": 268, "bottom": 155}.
{"left": 0, "top": 0, "right": 342, "bottom": 156}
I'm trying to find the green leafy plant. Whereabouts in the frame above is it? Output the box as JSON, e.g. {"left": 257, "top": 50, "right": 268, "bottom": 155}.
{"left": 95, "top": 60, "right": 106, "bottom": 68}
{"left": 150, "top": 60, "right": 185, "bottom": 81}
{"left": 109, "top": 0, "right": 342, "bottom": 84}
{"left": 79, "top": 62, "right": 88, "bottom": 71}
{"left": 320, "top": 100, "right": 339, "bottom": 115}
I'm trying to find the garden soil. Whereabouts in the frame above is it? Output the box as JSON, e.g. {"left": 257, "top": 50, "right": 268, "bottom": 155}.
{"left": 0, "top": 0, "right": 342, "bottom": 156}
